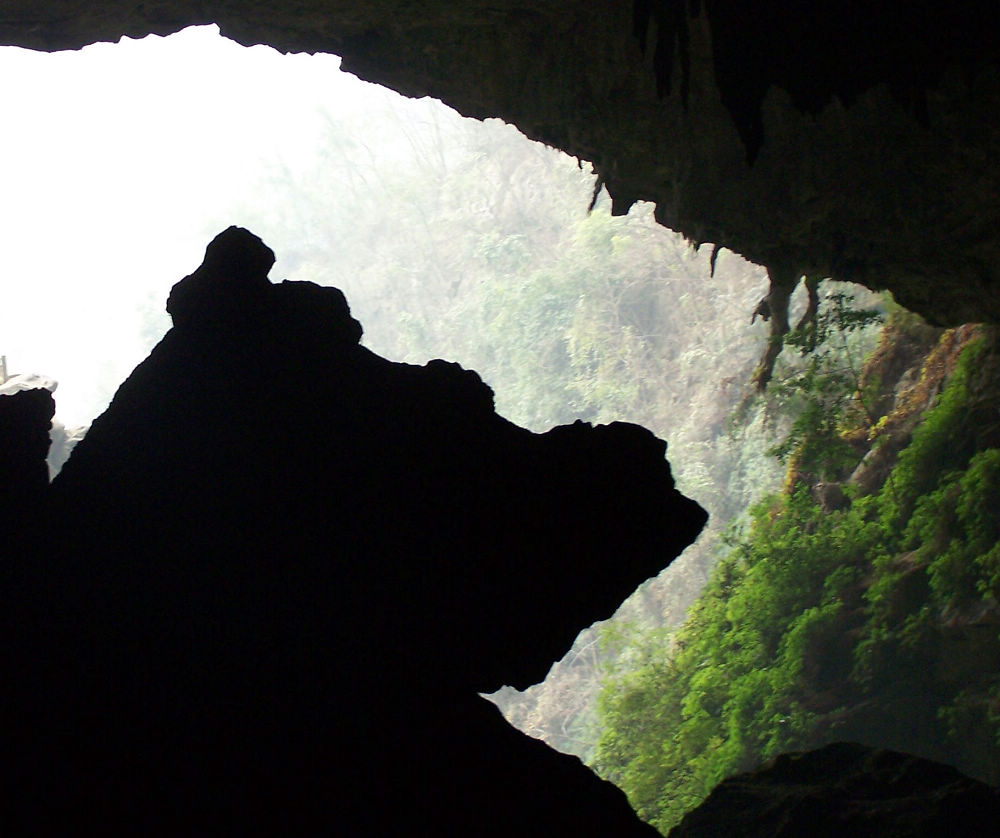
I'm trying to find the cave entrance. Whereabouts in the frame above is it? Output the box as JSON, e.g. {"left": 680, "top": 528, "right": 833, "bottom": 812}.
{"left": 1, "top": 24, "right": 770, "bottom": 435}
{"left": 1, "top": 21, "right": 787, "bottom": 764}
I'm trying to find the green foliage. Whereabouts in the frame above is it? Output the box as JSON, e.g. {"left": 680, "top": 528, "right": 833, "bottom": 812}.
{"left": 240, "top": 99, "right": 787, "bottom": 523}
{"left": 765, "top": 291, "right": 883, "bottom": 482}
{"left": 594, "top": 327, "right": 1000, "bottom": 834}
{"left": 239, "top": 98, "right": 807, "bottom": 766}
{"left": 229, "top": 94, "right": 1000, "bottom": 829}
{"left": 896, "top": 447, "right": 1000, "bottom": 608}
{"left": 882, "top": 337, "right": 987, "bottom": 526}
{"left": 595, "top": 485, "right": 884, "bottom": 832}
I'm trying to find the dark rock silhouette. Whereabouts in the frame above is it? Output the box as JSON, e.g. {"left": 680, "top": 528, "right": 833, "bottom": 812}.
{"left": 0, "top": 373, "right": 87, "bottom": 478}
{"left": 0, "top": 385, "right": 53, "bottom": 507}
{"left": 0, "top": 383, "right": 54, "bottom": 569}
{"left": 668, "top": 741, "right": 1000, "bottom": 838}
{"left": 2, "top": 227, "right": 704, "bottom": 833}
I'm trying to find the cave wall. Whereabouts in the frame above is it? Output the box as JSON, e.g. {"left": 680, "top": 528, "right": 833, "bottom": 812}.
{"left": 2, "top": 1, "right": 999, "bottom": 324}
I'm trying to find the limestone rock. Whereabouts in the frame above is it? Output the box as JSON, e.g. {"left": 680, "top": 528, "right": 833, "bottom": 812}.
{"left": 669, "top": 741, "right": 1000, "bottom": 838}
{"left": 165, "top": 225, "right": 275, "bottom": 328}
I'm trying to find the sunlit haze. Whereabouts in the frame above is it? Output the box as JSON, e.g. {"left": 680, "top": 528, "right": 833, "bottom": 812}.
{"left": 0, "top": 23, "right": 775, "bottom": 518}
{"left": 0, "top": 20, "right": 837, "bottom": 783}
{"left": 0, "top": 25, "right": 470, "bottom": 425}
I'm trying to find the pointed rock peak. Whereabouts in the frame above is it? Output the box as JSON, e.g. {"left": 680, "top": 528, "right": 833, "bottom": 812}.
{"left": 165, "top": 227, "right": 365, "bottom": 346}
{"left": 166, "top": 226, "right": 275, "bottom": 327}
{"left": 199, "top": 225, "right": 276, "bottom": 282}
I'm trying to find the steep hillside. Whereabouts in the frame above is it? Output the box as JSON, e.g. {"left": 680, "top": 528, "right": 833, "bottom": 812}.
{"left": 594, "top": 315, "right": 1000, "bottom": 833}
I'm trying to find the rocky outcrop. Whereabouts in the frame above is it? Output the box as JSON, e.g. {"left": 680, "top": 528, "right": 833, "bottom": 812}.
{"left": 669, "top": 741, "right": 1000, "bottom": 837}
{"left": 2, "top": 3, "right": 999, "bottom": 324}
{"left": 0, "top": 373, "right": 87, "bottom": 479}
{"left": 0, "top": 383, "right": 54, "bottom": 509}
{"left": 848, "top": 323, "right": 983, "bottom": 496}
{"left": 0, "top": 227, "right": 702, "bottom": 832}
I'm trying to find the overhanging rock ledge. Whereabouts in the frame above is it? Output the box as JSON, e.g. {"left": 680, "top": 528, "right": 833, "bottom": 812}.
{"left": 2, "top": 2, "right": 999, "bottom": 323}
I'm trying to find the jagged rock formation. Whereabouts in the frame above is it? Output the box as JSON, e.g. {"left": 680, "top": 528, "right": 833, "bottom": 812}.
{"left": 2, "top": 2, "right": 999, "bottom": 324}
{"left": 0, "top": 373, "right": 87, "bottom": 478}
{"left": 0, "top": 383, "right": 53, "bottom": 511}
{"left": 0, "top": 228, "right": 703, "bottom": 832}
{"left": 668, "top": 742, "right": 1000, "bottom": 837}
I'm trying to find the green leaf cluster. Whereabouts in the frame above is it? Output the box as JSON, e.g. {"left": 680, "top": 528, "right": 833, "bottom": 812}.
{"left": 765, "top": 291, "right": 883, "bottom": 482}
{"left": 594, "top": 328, "right": 1000, "bottom": 835}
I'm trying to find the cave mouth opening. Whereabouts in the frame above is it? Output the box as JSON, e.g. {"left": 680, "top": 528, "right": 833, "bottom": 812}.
{"left": 0, "top": 24, "right": 597, "bottom": 426}
{"left": 0, "top": 20, "right": 795, "bottom": 763}
{"left": 0, "top": 21, "right": 771, "bottom": 476}
{"left": 0, "top": 23, "right": 405, "bottom": 429}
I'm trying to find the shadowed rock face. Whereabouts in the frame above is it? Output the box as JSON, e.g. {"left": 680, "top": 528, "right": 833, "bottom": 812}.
{"left": 669, "top": 741, "right": 1000, "bottom": 838}
{"left": 1, "top": 227, "right": 702, "bottom": 833}
{"left": 0, "top": 385, "right": 54, "bottom": 571}
{"left": 2, "top": 3, "right": 1000, "bottom": 323}
{"left": 0, "top": 386, "right": 53, "bottom": 507}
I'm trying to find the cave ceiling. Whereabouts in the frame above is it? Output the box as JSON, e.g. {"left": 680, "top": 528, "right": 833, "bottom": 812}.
{"left": 3, "top": 1, "right": 999, "bottom": 324}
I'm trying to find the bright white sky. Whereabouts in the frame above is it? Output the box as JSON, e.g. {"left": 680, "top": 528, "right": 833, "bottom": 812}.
{"left": 0, "top": 25, "right": 425, "bottom": 425}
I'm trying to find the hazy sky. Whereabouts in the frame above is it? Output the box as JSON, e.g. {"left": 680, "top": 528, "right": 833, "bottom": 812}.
{"left": 0, "top": 25, "right": 450, "bottom": 425}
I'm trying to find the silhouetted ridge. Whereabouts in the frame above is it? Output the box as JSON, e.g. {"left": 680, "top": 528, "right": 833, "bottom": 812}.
{"left": 3, "top": 228, "right": 703, "bottom": 833}
{"left": 166, "top": 226, "right": 364, "bottom": 345}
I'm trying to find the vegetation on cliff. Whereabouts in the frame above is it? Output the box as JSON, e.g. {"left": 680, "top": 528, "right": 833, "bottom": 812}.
{"left": 593, "top": 315, "right": 1000, "bottom": 834}
{"left": 256, "top": 96, "right": 921, "bottom": 765}
{"left": 242, "top": 102, "right": 796, "bottom": 754}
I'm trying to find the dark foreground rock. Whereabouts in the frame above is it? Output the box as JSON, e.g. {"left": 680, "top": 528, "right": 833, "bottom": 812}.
{"left": 669, "top": 741, "right": 1000, "bottom": 838}
{"left": 0, "top": 383, "right": 54, "bottom": 520}
{"left": 1, "top": 227, "right": 703, "bottom": 833}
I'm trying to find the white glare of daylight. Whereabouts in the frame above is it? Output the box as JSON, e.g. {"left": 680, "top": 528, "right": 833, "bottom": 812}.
{"left": 0, "top": 25, "right": 432, "bottom": 426}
